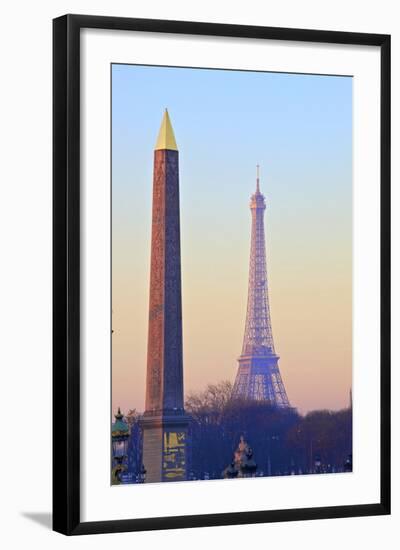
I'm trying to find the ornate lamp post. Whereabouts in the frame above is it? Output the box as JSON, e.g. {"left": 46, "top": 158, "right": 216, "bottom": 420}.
{"left": 111, "top": 407, "right": 129, "bottom": 485}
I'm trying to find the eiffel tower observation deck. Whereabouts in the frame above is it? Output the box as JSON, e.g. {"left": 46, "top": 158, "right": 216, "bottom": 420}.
{"left": 232, "top": 167, "right": 290, "bottom": 407}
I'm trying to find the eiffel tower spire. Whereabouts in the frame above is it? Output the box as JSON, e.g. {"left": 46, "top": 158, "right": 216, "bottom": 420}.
{"left": 232, "top": 168, "right": 290, "bottom": 407}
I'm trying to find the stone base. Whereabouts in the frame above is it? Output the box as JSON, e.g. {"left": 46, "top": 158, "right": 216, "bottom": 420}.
{"left": 140, "top": 414, "right": 190, "bottom": 483}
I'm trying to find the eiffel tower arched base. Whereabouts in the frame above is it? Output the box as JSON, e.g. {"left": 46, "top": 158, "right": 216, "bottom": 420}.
{"left": 232, "top": 354, "right": 290, "bottom": 407}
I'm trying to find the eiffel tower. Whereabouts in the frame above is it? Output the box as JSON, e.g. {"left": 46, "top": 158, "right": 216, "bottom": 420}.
{"left": 232, "top": 167, "right": 290, "bottom": 407}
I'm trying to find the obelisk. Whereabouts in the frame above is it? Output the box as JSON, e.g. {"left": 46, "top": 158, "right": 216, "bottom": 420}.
{"left": 141, "top": 110, "right": 189, "bottom": 483}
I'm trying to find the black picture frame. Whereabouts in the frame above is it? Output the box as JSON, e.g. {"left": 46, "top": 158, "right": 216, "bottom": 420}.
{"left": 53, "top": 14, "right": 391, "bottom": 535}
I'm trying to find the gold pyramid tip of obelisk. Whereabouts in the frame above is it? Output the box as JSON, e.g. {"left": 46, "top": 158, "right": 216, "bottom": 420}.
{"left": 155, "top": 109, "right": 178, "bottom": 151}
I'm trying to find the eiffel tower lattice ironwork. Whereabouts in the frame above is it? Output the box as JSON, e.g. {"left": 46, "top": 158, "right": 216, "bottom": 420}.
{"left": 232, "top": 166, "right": 290, "bottom": 407}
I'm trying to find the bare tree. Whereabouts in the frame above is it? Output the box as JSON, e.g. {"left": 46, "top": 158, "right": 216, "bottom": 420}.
{"left": 186, "top": 380, "right": 233, "bottom": 422}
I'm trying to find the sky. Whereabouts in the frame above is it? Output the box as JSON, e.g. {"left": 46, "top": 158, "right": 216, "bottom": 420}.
{"left": 111, "top": 64, "right": 352, "bottom": 416}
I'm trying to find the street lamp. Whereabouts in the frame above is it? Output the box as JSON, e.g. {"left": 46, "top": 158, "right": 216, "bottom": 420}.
{"left": 314, "top": 454, "right": 322, "bottom": 474}
{"left": 137, "top": 463, "right": 147, "bottom": 484}
{"left": 344, "top": 453, "right": 352, "bottom": 473}
{"left": 111, "top": 407, "right": 129, "bottom": 485}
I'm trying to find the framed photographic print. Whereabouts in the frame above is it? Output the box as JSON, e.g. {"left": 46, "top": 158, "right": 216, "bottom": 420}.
{"left": 53, "top": 14, "right": 390, "bottom": 535}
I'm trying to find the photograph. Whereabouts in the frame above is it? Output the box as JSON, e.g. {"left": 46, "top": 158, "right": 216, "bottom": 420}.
{"left": 111, "top": 63, "right": 353, "bottom": 485}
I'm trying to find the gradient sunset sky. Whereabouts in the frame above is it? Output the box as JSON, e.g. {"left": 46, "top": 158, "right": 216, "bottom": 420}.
{"left": 112, "top": 64, "right": 352, "bottom": 415}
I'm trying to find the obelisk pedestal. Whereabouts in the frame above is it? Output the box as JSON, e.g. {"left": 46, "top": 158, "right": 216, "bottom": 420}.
{"left": 141, "top": 110, "right": 189, "bottom": 483}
